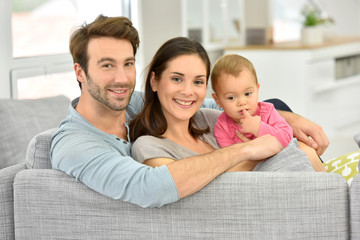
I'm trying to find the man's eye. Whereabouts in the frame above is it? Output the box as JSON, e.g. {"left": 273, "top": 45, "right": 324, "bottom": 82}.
{"left": 103, "top": 64, "right": 112, "bottom": 68}
{"left": 125, "top": 62, "right": 134, "bottom": 67}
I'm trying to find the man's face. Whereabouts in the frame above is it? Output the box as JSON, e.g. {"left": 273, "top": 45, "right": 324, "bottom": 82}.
{"left": 80, "top": 37, "right": 136, "bottom": 111}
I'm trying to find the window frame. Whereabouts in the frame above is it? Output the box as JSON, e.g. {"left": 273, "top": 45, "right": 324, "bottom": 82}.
{"left": 0, "top": 0, "right": 132, "bottom": 99}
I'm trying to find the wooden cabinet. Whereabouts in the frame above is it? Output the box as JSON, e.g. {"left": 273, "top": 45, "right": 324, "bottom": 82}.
{"left": 225, "top": 38, "right": 360, "bottom": 137}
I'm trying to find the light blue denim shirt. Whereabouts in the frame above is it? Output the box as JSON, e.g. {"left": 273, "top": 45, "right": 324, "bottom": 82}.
{"left": 50, "top": 91, "right": 219, "bottom": 208}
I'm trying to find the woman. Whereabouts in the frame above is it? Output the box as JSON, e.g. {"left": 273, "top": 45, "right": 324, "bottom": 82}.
{"left": 129, "top": 37, "right": 314, "bottom": 172}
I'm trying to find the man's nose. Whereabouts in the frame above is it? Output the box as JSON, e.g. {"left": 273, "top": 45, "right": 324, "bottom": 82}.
{"left": 114, "top": 67, "right": 127, "bottom": 83}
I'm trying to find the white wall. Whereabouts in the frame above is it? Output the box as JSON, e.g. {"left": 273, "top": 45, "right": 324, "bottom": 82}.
{"left": 319, "top": 0, "right": 360, "bottom": 36}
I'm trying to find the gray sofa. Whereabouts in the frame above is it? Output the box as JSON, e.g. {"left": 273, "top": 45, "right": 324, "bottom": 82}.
{"left": 0, "top": 96, "right": 357, "bottom": 239}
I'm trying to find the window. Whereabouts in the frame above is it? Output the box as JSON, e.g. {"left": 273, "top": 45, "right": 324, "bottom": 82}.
{"left": 0, "top": 0, "right": 131, "bottom": 99}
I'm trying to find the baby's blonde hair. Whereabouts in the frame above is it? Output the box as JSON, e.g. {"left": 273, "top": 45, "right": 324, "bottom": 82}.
{"left": 211, "top": 54, "right": 258, "bottom": 92}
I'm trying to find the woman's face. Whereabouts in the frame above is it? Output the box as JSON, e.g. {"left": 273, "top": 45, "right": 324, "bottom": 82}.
{"left": 151, "top": 54, "right": 207, "bottom": 124}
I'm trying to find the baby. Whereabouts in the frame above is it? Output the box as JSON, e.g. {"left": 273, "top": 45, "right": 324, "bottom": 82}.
{"left": 211, "top": 54, "right": 325, "bottom": 171}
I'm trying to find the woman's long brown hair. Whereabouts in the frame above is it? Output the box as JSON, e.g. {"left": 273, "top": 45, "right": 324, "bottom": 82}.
{"left": 129, "top": 37, "right": 211, "bottom": 142}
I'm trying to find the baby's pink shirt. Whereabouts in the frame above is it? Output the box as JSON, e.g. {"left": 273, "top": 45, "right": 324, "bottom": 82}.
{"left": 214, "top": 102, "right": 293, "bottom": 148}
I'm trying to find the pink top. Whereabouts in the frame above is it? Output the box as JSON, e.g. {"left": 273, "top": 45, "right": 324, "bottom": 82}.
{"left": 214, "top": 102, "right": 293, "bottom": 148}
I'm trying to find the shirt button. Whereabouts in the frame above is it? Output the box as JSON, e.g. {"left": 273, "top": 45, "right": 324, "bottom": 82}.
{"left": 116, "top": 138, "right": 120, "bottom": 141}
{"left": 123, "top": 141, "right": 127, "bottom": 144}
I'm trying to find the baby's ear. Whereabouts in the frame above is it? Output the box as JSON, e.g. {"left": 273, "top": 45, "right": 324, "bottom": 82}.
{"left": 212, "top": 93, "right": 222, "bottom": 109}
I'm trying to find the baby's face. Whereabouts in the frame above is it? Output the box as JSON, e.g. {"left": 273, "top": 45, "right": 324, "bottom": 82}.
{"left": 212, "top": 70, "right": 259, "bottom": 123}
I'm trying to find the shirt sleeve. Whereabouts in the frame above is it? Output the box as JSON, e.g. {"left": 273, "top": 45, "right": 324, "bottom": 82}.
{"left": 131, "top": 136, "right": 179, "bottom": 163}
{"left": 214, "top": 113, "right": 237, "bottom": 148}
{"left": 51, "top": 130, "right": 179, "bottom": 208}
{"left": 201, "top": 98, "right": 221, "bottom": 110}
{"left": 258, "top": 103, "right": 294, "bottom": 148}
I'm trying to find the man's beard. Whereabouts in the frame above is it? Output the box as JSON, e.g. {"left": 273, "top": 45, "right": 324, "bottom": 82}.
{"left": 86, "top": 74, "right": 134, "bottom": 111}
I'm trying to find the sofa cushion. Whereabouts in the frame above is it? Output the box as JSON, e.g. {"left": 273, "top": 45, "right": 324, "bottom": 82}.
{"left": 26, "top": 128, "right": 57, "bottom": 169}
{"left": 0, "top": 96, "right": 70, "bottom": 169}
{"left": 323, "top": 150, "right": 360, "bottom": 185}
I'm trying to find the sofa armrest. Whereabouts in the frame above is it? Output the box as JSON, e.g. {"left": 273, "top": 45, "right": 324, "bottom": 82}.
{"left": 0, "top": 163, "right": 26, "bottom": 240}
{"left": 350, "top": 174, "right": 360, "bottom": 239}
{"left": 14, "top": 170, "right": 349, "bottom": 239}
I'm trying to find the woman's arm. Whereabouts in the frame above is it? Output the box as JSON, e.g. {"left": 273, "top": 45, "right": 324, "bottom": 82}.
{"left": 144, "top": 158, "right": 175, "bottom": 167}
{"left": 165, "top": 135, "right": 282, "bottom": 199}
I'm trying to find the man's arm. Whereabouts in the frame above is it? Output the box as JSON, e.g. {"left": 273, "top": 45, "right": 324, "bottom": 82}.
{"left": 202, "top": 97, "right": 329, "bottom": 155}
{"left": 278, "top": 110, "right": 329, "bottom": 155}
{"left": 263, "top": 98, "right": 329, "bottom": 156}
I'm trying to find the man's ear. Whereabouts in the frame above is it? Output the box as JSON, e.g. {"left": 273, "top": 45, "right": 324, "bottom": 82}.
{"left": 74, "top": 63, "right": 86, "bottom": 83}
{"left": 212, "top": 93, "right": 223, "bottom": 109}
{"left": 150, "top": 72, "right": 157, "bottom": 92}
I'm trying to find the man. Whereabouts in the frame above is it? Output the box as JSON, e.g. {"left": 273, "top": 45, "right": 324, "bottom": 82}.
{"left": 51, "top": 15, "right": 329, "bottom": 208}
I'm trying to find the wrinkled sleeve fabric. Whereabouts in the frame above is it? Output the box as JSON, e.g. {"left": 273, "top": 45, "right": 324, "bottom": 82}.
{"left": 201, "top": 98, "right": 221, "bottom": 110}
{"left": 50, "top": 95, "right": 179, "bottom": 208}
{"left": 51, "top": 130, "right": 179, "bottom": 208}
{"left": 51, "top": 129, "right": 179, "bottom": 208}
{"left": 132, "top": 136, "right": 179, "bottom": 163}
{"left": 258, "top": 102, "right": 293, "bottom": 148}
{"left": 214, "top": 112, "right": 236, "bottom": 148}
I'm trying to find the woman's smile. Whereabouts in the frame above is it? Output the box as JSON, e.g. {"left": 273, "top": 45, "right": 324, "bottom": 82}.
{"left": 174, "top": 98, "right": 196, "bottom": 107}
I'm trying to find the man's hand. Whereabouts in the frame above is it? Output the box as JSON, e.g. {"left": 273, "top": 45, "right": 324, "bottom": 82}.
{"left": 239, "top": 110, "right": 261, "bottom": 136}
{"left": 279, "top": 111, "right": 329, "bottom": 155}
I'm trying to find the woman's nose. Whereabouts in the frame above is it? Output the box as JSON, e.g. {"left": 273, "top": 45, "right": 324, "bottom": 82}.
{"left": 181, "top": 81, "right": 193, "bottom": 95}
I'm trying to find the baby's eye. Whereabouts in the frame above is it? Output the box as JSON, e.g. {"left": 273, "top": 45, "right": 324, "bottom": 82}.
{"left": 227, "top": 96, "right": 235, "bottom": 101}
{"left": 245, "top": 92, "right": 253, "bottom": 96}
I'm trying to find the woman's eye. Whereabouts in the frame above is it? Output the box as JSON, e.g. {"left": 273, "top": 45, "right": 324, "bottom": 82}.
{"left": 172, "top": 77, "right": 181, "bottom": 82}
{"left": 194, "top": 80, "right": 205, "bottom": 85}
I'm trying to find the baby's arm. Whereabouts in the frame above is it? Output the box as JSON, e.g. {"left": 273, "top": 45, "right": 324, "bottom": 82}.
{"left": 257, "top": 105, "right": 293, "bottom": 148}
{"left": 214, "top": 119, "right": 238, "bottom": 148}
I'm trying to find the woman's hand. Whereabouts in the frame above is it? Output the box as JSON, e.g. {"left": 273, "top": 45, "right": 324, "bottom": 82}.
{"left": 235, "top": 131, "right": 283, "bottom": 160}
{"left": 278, "top": 111, "right": 329, "bottom": 155}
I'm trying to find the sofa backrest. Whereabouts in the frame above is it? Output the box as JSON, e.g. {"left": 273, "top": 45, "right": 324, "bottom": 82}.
{"left": 0, "top": 96, "right": 70, "bottom": 169}
{"left": 13, "top": 170, "right": 350, "bottom": 239}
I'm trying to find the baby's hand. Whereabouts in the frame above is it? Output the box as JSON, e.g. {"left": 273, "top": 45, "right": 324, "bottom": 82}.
{"left": 239, "top": 110, "right": 260, "bottom": 136}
